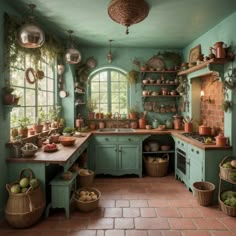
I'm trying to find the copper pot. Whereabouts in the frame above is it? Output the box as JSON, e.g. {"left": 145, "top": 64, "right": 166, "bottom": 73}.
{"left": 199, "top": 125, "right": 211, "bottom": 135}
{"left": 215, "top": 134, "right": 227, "bottom": 146}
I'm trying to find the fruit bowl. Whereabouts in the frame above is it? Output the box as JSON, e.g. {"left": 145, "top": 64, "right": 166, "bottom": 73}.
{"left": 73, "top": 187, "right": 101, "bottom": 212}
{"left": 43, "top": 144, "right": 58, "bottom": 153}
{"left": 59, "top": 137, "right": 76, "bottom": 146}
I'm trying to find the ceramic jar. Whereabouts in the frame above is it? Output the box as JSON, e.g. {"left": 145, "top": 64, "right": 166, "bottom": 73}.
{"left": 138, "top": 118, "right": 146, "bottom": 129}
{"left": 152, "top": 120, "right": 159, "bottom": 129}
{"left": 173, "top": 115, "right": 183, "bottom": 130}
{"left": 215, "top": 133, "right": 228, "bottom": 146}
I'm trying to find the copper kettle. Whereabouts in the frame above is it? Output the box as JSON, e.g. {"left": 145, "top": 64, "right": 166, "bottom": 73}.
{"left": 210, "top": 41, "right": 228, "bottom": 59}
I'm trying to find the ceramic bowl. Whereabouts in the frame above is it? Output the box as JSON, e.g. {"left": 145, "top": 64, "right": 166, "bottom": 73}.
{"left": 146, "top": 125, "right": 152, "bottom": 130}
{"left": 143, "top": 80, "right": 149, "bottom": 84}
{"left": 160, "top": 145, "right": 171, "bottom": 151}
{"left": 59, "top": 136, "right": 76, "bottom": 146}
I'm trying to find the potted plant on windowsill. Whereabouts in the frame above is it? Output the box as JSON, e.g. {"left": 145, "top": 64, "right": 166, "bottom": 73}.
{"left": 87, "top": 99, "right": 97, "bottom": 119}
{"left": 128, "top": 104, "right": 139, "bottom": 119}
{"left": 48, "top": 105, "right": 62, "bottom": 128}
{"left": 2, "top": 86, "right": 20, "bottom": 105}
{"left": 17, "top": 117, "right": 31, "bottom": 138}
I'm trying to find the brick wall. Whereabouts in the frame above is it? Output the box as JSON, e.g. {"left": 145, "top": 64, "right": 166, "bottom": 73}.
{"left": 200, "top": 75, "right": 224, "bottom": 132}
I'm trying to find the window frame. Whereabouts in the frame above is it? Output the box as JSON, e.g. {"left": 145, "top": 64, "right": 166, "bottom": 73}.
{"left": 87, "top": 67, "right": 130, "bottom": 114}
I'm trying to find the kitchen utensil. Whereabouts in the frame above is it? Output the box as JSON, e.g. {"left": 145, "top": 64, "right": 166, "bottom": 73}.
{"left": 199, "top": 125, "right": 211, "bottom": 135}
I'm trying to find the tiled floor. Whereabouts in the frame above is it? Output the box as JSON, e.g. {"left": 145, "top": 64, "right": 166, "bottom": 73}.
{"left": 0, "top": 174, "right": 235, "bottom": 236}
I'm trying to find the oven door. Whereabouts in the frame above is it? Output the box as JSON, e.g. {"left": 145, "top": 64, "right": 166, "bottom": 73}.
{"left": 175, "top": 147, "right": 189, "bottom": 186}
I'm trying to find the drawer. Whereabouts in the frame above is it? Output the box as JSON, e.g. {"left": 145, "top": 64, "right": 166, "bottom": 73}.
{"left": 118, "top": 136, "right": 140, "bottom": 143}
{"left": 94, "top": 135, "right": 117, "bottom": 143}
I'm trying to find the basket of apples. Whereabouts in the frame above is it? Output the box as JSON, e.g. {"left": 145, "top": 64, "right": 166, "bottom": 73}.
{"left": 43, "top": 143, "right": 58, "bottom": 153}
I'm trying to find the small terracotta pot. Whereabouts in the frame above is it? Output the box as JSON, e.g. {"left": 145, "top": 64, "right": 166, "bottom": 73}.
{"left": 215, "top": 134, "right": 227, "bottom": 146}
{"left": 184, "top": 123, "right": 193, "bottom": 133}
{"left": 199, "top": 125, "right": 211, "bottom": 135}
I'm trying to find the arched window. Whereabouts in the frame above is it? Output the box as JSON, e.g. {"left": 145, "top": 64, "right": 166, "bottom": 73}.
{"left": 88, "top": 68, "right": 129, "bottom": 114}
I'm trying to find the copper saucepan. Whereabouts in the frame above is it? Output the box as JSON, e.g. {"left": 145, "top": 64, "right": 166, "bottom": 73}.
{"left": 199, "top": 125, "right": 211, "bottom": 135}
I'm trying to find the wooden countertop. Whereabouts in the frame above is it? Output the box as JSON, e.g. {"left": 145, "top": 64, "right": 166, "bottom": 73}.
{"left": 6, "top": 133, "right": 92, "bottom": 164}
{"left": 6, "top": 129, "right": 231, "bottom": 164}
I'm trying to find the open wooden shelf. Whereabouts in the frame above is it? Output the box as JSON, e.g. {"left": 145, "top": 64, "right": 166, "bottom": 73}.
{"left": 177, "top": 58, "right": 230, "bottom": 76}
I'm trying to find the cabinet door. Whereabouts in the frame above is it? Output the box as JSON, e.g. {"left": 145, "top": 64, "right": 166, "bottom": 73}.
{"left": 95, "top": 144, "right": 117, "bottom": 174}
{"left": 189, "top": 146, "right": 204, "bottom": 190}
{"left": 118, "top": 144, "right": 140, "bottom": 172}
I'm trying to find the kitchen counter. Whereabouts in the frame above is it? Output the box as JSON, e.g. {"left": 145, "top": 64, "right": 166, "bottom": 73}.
{"left": 6, "top": 133, "right": 92, "bottom": 164}
{"left": 92, "top": 129, "right": 232, "bottom": 150}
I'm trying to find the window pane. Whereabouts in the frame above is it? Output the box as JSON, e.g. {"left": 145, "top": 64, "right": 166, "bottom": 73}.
{"left": 25, "top": 89, "right": 36, "bottom": 106}
{"left": 89, "top": 69, "right": 128, "bottom": 114}
{"left": 48, "top": 79, "right": 54, "bottom": 91}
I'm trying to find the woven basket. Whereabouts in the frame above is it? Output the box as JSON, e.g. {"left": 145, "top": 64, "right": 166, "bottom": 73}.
{"left": 218, "top": 191, "right": 236, "bottom": 217}
{"left": 219, "top": 156, "right": 236, "bottom": 183}
{"left": 193, "top": 181, "right": 215, "bottom": 206}
{"left": 5, "top": 168, "right": 46, "bottom": 228}
{"left": 73, "top": 187, "right": 101, "bottom": 212}
{"left": 143, "top": 154, "right": 169, "bottom": 177}
{"left": 77, "top": 169, "right": 94, "bottom": 187}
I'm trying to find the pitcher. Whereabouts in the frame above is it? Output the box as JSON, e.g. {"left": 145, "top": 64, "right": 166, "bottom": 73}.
{"left": 210, "top": 41, "right": 227, "bottom": 59}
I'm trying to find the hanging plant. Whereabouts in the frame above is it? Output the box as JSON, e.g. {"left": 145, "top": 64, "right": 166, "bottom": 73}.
{"left": 127, "top": 70, "right": 139, "bottom": 85}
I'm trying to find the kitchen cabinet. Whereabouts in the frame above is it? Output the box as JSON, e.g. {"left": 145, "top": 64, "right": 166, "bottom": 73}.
{"left": 89, "top": 135, "right": 142, "bottom": 177}
{"left": 173, "top": 136, "right": 232, "bottom": 203}
{"left": 141, "top": 70, "right": 180, "bottom": 114}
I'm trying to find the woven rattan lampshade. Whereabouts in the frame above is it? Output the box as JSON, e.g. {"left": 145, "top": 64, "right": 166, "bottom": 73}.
{"left": 107, "top": 0, "right": 149, "bottom": 34}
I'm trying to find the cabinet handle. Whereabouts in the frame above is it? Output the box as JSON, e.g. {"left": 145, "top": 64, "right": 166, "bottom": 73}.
{"left": 105, "top": 138, "right": 109, "bottom": 141}
{"left": 128, "top": 138, "right": 131, "bottom": 141}
{"left": 115, "top": 149, "right": 117, "bottom": 152}
{"left": 181, "top": 143, "right": 184, "bottom": 146}
{"left": 118, "top": 149, "right": 122, "bottom": 152}
{"left": 178, "top": 141, "right": 180, "bottom": 144}
{"left": 191, "top": 148, "right": 194, "bottom": 152}
{"left": 196, "top": 151, "right": 199, "bottom": 154}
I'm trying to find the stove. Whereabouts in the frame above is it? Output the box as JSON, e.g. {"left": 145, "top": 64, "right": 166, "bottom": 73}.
{"left": 181, "top": 132, "right": 215, "bottom": 144}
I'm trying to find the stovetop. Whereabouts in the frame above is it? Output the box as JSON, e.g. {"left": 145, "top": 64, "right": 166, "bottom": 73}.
{"left": 181, "top": 132, "right": 216, "bottom": 144}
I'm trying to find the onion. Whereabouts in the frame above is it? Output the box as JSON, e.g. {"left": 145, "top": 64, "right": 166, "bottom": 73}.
{"left": 231, "top": 160, "right": 236, "bottom": 168}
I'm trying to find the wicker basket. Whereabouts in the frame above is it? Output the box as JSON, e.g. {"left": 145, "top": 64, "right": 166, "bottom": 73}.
{"left": 77, "top": 169, "right": 94, "bottom": 187}
{"left": 143, "top": 154, "right": 169, "bottom": 177}
{"left": 219, "top": 156, "right": 236, "bottom": 183}
{"left": 73, "top": 187, "right": 101, "bottom": 212}
{"left": 218, "top": 191, "right": 236, "bottom": 217}
{"left": 5, "top": 168, "right": 46, "bottom": 228}
{"left": 193, "top": 181, "right": 215, "bottom": 206}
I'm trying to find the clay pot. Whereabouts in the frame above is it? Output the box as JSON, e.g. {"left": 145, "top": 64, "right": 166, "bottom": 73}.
{"left": 138, "top": 118, "right": 146, "bottom": 129}
{"left": 184, "top": 123, "right": 193, "bottom": 133}
{"left": 215, "top": 133, "right": 227, "bottom": 146}
{"left": 199, "top": 125, "right": 211, "bottom": 135}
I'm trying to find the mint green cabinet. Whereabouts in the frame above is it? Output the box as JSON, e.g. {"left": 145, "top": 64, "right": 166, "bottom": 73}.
{"left": 89, "top": 135, "right": 142, "bottom": 177}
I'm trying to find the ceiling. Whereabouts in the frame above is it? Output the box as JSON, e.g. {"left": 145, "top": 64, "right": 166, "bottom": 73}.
{"left": 8, "top": 0, "right": 236, "bottom": 49}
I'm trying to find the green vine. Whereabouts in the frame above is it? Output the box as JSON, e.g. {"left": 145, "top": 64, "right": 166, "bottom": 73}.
{"left": 4, "top": 13, "right": 65, "bottom": 73}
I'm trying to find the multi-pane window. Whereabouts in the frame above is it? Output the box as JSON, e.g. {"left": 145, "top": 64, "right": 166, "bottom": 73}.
{"left": 10, "top": 52, "right": 55, "bottom": 128}
{"left": 88, "top": 69, "right": 128, "bottom": 114}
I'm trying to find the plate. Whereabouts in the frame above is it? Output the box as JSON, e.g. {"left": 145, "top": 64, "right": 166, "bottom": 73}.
{"left": 147, "top": 55, "right": 165, "bottom": 70}
{"left": 44, "top": 147, "right": 58, "bottom": 153}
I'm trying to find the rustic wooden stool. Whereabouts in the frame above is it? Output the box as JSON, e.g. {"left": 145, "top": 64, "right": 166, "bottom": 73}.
{"left": 45, "top": 171, "right": 77, "bottom": 219}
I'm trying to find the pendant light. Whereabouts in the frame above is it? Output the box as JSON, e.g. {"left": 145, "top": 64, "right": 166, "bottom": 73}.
{"left": 107, "top": 0, "right": 149, "bottom": 34}
{"left": 65, "top": 30, "right": 82, "bottom": 64}
{"left": 107, "top": 39, "right": 113, "bottom": 63}
{"left": 17, "top": 4, "right": 45, "bottom": 48}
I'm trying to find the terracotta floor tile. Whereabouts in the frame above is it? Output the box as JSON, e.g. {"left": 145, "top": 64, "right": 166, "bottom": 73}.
{"left": 147, "top": 230, "right": 162, "bottom": 236}
{"left": 140, "top": 208, "right": 157, "bottom": 217}
{"left": 125, "top": 229, "right": 148, "bottom": 236}
{"left": 99, "top": 200, "right": 116, "bottom": 208}
{"left": 71, "top": 207, "right": 104, "bottom": 218}
{"left": 161, "top": 230, "right": 181, "bottom": 236}
{"left": 217, "top": 217, "right": 236, "bottom": 230}
{"left": 115, "top": 200, "right": 129, "bottom": 208}
{"left": 156, "top": 208, "right": 181, "bottom": 218}
{"left": 169, "top": 200, "right": 193, "bottom": 208}
{"left": 87, "top": 218, "right": 114, "bottom": 229}
{"left": 129, "top": 200, "right": 148, "bottom": 207}
{"left": 115, "top": 218, "right": 134, "bottom": 229}
{"left": 148, "top": 199, "right": 170, "bottom": 207}
{"left": 104, "top": 208, "right": 122, "bottom": 218}
{"left": 135, "top": 218, "right": 169, "bottom": 230}
{"left": 211, "top": 231, "right": 236, "bottom": 236}
{"left": 193, "top": 218, "right": 227, "bottom": 230}
{"left": 69, "top": 230, "right": 97, "bottom": 236}
{"left": 168, "top": 218, "right": 196, "bottom": 230}
{"left": 181, "top": 230, "right": 212, "bottom": 236}
{"left": 123, "top": 208, "right": 140, "bottom": 217}
{"left": 179, "top": 208, "right": 203, "bottom": 218}
{"left": 196, "top": 206, "right": 226, "bottom": 218}
{"left": 104, "top": 229, "right": 125, "bottom": 236}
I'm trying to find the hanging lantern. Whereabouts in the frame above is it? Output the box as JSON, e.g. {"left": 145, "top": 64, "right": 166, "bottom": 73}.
{"left": 17, "top": 4, "right": 45, "bottom": 48}
{"left": 65, "top": 30, "right": 82, "bottom": 64}
{"left": 107, "top": 39, "right": 113, "bottom": 63}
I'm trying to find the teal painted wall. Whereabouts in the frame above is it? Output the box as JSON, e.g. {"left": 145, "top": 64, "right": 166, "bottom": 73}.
{"left": 182, "top": 11, "right": 236, "bottom": 155}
